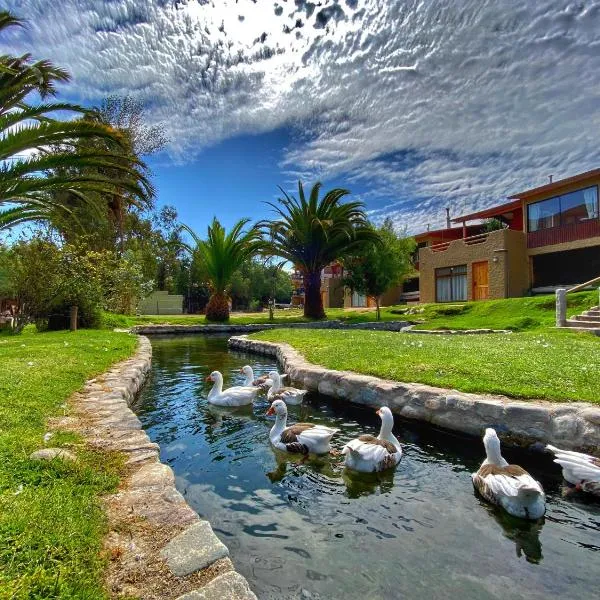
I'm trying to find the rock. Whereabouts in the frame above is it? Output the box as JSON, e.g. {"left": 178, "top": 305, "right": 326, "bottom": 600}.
{"left": 129, "top": 462, "right": 175, "bottom": 490}
{"left": 30, "top": 448, "right": 77, "bottom": 462}
{"left": 160, "top": 520, "right": 229, "bottom": 577}
{"left": 175, "top": 571, "right": 257, "bottom": 600}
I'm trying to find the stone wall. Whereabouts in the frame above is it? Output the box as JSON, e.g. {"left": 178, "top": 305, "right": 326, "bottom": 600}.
{"left": 229, "top": 335, "right": 600, "bottom": 454}
{"left": 70, "top": 336, "right": 256, "bottom": 600}
{"left": 132, "top": 320, "right": 411, "bottom": 335}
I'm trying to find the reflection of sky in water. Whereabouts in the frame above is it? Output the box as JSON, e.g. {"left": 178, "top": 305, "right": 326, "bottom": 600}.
{"left": 136, "top": 335, "right": 600, "bottom": 600}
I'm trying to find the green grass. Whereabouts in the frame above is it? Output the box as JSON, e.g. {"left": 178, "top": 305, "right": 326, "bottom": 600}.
{"left": 249, "top": 328, "right": 600, "bottom": 403}
{"left": 0, "top": 328, "right": 137, "bottom": 599}
{"left": 106, "top": 290, "right": 598, "bottom": 332}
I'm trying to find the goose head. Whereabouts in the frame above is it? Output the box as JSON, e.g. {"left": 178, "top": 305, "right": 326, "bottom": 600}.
{"left": 376, "top": 406, "right": 394, "bottom": 435}
{"left": 266, "top": 398, "right": 287, "bottom": 417}
{"left": 268, "top": 371, "right": 281, "bottom": 386}
{"left": 206, "top": 371, "right": 223, "bottom": 384}
{"left": 483, "top": 428, "right": 503, "bottom": 464}
{"left": 240, "top": 365, "right": 253, "bottom": 380}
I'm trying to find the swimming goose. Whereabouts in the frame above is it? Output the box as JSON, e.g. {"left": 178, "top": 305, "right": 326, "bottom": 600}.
{"left": 546, "top": 445, "right": 600, "bottom": 496}
{"left": 472, "top": 428, "right": 546, "bottom": 520}
{"left": 240, "top": 365, "right": 287, "bottom": 389}
{"left": 266, "top": 399, "right": 338, "bottom": 455}
{"left": 342, "top": 407, "right": 402, "bottom": 472}
{"left": 206, "top": 370, "right": 259, "bottom": 407}
{"left": 267, "top": 371, "right": 308, "bottom": 405}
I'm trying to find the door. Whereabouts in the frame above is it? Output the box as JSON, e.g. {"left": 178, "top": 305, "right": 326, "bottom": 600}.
{"left": 472, "top": 261, "right": 489, "bottom": 300}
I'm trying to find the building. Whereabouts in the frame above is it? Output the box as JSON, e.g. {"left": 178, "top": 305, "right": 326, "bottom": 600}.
{"left": 418, "top": 168, "right": 600, "bottom": 303}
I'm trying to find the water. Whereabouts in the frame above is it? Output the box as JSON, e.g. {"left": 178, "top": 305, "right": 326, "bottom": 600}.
{"left": 135, "top": 335, "right": 600, "bottom": 600}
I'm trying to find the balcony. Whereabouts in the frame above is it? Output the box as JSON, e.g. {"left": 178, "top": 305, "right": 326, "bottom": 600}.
{"left": 527, "top": 219, "right": 600, "bottom": 248}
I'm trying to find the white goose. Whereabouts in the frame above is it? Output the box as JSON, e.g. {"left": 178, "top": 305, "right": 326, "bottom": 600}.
{"left": 342, "top": 407, "right": 402, "bottom": 472}
{"left": 267, "top": 371, "right": 308, "bottom": 405}
{"left": 266, "top": 399, "right": 338, "bottom": 455}
{"left": 240, "top": 365, "right": 288, "bottom": 389}
{"left": 546, "top": 445, "right": 600, "bottom": 496}
{"left": 206, "top": 370, "right": 259, "bottom": 407}
{"left": 472, "top": 428, "right": 546, "bottom": 520}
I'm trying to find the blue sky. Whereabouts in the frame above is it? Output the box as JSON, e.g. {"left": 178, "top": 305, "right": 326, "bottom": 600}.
{"left": 4, "top": 0, "right": 600, "bottom": 234}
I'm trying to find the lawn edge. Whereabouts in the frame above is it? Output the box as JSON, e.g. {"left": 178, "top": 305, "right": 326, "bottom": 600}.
{"left": 58, "top": 335, "right": 257, "bottom": 600}
{"left": 229, "top": 335, "right": 600, "bottom": 455}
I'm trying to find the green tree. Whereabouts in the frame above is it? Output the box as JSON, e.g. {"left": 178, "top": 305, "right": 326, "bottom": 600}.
{"left": 259, "top": 181, "right": 378, "bottom": 319}
{"left": 181, "top": 218, "right": 263, "bottom": 321}
{"left": 0, "top": 12, "right": 152, "bottom": 233}
{"left": 342, "top": 218, "right": 416, "bottom": 320}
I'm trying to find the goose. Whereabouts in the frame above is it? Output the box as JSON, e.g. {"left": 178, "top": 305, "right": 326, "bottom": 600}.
{"left": 205, "top": 370, "right": 259, "bottom": 407}
{"left": 342, "top": 406, "right": 402, "bottom": 472}
{"left": 546, "top": 445, "right": 600, "bottom": 496}
{"left": 240, "top": 365, "right": 288, "bottom": 389}
{"left": 472, "top": 428, "right": 545, "bottom": 520}
{"left": 267, "top": 371, "right": 308, "bottom": 405}
{"left": 266, "top": 399, "right": 338, "bottom": 455}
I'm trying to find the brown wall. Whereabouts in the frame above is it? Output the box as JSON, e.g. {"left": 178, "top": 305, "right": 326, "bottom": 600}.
{"left": 419, "top": 229, "right": 529, "bottom": 303}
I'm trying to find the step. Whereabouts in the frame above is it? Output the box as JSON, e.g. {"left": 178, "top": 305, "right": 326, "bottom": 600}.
{"left": 561, "top": 325, "right": 600, "bottom": 335}
{"left": 564, "top": 319, "right": 600, "bottom": 329}
{"left": 583, "top": 310, "right": 600, "bottom": 317}
{"left": 574, "top": 314, "right": 600, "bottom": 322}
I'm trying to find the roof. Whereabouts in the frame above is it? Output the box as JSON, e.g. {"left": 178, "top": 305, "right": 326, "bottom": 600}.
{"left": 450, "top": 199, "right": 522, "bottom": 223}
{"left": 414, "top": 224, "right": 482, "bottom": 241}
{"left": 508, "top": 168, "right": 600, "bottom": 200}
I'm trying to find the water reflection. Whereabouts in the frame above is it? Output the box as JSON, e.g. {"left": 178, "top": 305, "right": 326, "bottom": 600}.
{"left": 137, "top": 335, "right": 600, "bottom": 600}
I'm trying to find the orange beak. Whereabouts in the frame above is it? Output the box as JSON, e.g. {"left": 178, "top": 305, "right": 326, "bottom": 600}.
{"left": 266, "top": 406, "right": 275, "bottom": 416}
{"left": 376, "top": 409, "right": 381, "bottom": 416}
{"left": 205, "top": 375, "right": 212, "bottom": 382}
{"left": 239, "top": 368, "right": 244, "bottom": 373}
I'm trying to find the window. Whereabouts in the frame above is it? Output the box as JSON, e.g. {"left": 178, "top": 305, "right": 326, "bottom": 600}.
{"left": 527, "top": 186, "right": 599, "bottom": 232}
{"left": 435, "top": 265, "right": 467, "bottom": 302}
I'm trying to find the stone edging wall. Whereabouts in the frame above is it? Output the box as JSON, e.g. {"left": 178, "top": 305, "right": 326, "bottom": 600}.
{"left": 131, "top": 319, "right": 411, "bottom": 335}
{"left": 229, "top": 335, "right": 600, "bottom": 455}
{"left": 72, "top": 335, "right": 257, "bottom": 600}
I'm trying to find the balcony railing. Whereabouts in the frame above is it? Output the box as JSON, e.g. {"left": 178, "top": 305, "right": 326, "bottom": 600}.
{"left": 429, "top": 232, "right": 490, "bottom": 252}
{"left": 527, "top": 219, "right": 600, "bottom": 248}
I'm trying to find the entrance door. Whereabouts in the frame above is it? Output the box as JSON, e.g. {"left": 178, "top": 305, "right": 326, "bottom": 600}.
{"left": 472, "top": 261, "right": 489, "bottom": 300}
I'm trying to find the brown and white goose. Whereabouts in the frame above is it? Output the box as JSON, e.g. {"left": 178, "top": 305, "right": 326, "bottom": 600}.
{"left": 342, "top": 407, "right": 402, "bottom": 472}
{"left": 240, "top": 365, "right": 288, "bottom": 389}
{"left": 546, "top": 445, "right": 600, "bottom": 496}
{"left": 472, "top": 428, "right": 546, "bottom": 520}
{"left": 266, "top": 399, "right": 338, "bottom": 455}
{"left": 267, "top": 371, "right": 308, "bottom": 405}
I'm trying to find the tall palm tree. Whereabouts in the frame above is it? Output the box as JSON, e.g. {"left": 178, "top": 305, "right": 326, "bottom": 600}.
{"left": 0, "top": 11, "right": 153, "bottom": 232}
{"left": 259, "top": 182, "right": 379, "bottom": 319}
{"left": 181, "top": 218, "right": 263, "bottom": 321}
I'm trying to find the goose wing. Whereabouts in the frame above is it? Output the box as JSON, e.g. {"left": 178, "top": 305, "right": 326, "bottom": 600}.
{"left": 297, "top": 424, "right": 338, "bottom": 444}
{"left": 474, "top": 464, "right": 543, "bottom": 498}
{"left": 342, "top": 437, "right": 391, "bottom": 463}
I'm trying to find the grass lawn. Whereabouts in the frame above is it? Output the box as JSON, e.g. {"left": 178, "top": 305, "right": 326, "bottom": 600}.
{"left": 249, "top": 328, "right": 600, "bottom": 403}
{"left": 106, "top": 290, "right": 598, "bottom": 333}
{"left": 0, "top": 328, "right": 137, "bottom": 599}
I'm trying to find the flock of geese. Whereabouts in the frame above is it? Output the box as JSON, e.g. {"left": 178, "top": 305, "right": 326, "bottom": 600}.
{"left": 205, "top": 365, "right": 600, "bottom": 521}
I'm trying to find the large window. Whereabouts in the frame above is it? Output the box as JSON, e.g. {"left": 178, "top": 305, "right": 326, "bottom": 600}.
{"left": 435, "top": 265, "right": 467, "bottom": 302}
{"left": 527, "top": 185, "right": 599, "bottom": 232}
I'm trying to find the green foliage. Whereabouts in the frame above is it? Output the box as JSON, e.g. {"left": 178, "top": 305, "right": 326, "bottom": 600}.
{"left": 342, "top": 218, "right": 416, "bottom": 319}
{"left": 6, "top": 236, "right": 153, "bottom": 329}
{"left": 0, "top": 11, "right": 153, "bottom": 234}
{"left": 250, "top": 328, "right": 600, "bottom": 403}
{"left": 181, "top": 218, "right": 263, "bottom": 321}
{"left": 259, "top": 181, "right": 378, "bottom": 318}
{"left": 482, "top": 218, "right": 508, "bottom": 232}
{"left": 229, "top": 259, "right": 293, "bottom": 310}
{"left": 0, "top": 328, "right": 136, "bottom": 597}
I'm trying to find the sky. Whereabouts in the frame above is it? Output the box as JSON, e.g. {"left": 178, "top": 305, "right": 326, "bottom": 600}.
{"left": 4, "top": 0, "right": 600, "bottom": 234}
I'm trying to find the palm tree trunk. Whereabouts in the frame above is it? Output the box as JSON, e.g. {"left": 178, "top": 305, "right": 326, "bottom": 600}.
{"left": 303, "top": 270, "right": 325, "bottom": 319}
{"left": 205, "top": 292, "right": 230, "bottom": 322}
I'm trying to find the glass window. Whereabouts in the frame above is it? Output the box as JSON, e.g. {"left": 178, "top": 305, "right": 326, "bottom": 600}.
{"left": 435, "top": 265, "right": 467, "bottom": 302}
{"left": 527, "top": 186, "right": 598, "bottom": 231}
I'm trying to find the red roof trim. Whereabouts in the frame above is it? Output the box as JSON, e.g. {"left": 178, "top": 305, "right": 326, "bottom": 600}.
{"left": 450, "top": 199, "right": 521, "bottom": 223}
{"left": 508, "top": 168, "right": 600, "bottom": 200}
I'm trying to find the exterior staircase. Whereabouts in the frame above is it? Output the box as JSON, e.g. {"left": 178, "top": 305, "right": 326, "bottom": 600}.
{"left": 564, "top": 306, "right": 600, "bottom": 333}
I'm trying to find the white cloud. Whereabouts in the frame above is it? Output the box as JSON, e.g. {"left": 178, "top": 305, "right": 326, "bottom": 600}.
{"left": 4, "top": 0, "right": 600, "bottom": 232}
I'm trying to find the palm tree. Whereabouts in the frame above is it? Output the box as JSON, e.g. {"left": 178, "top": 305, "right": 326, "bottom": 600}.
{"left": 0, "top": 11, "right": 152, "bottom": 233}
{"left": 181, "top": 218, "right": 263, "bottom": 321}
{"left": 259, "top": 182, "right": 379, "bottom": 319}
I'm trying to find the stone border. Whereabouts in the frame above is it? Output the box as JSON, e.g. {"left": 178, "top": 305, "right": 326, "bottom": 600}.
{"left": 405, "top": 327, "right": 512, "bottom": 335}
{"left": 229, "top": 335, "right": 600, "bottom": 455}
{"left": 55, "top": 335, "right": 256, "bottom": 600}
{"left": 131, "top": 319, "right": 411, "bottom": 335}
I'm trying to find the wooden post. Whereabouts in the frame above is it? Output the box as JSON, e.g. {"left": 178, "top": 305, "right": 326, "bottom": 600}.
{"left": 555, "top": 289, "right": 566, "bottom": 327}
{"left": 69, "top": 305, "right": 78, "bottom": 331}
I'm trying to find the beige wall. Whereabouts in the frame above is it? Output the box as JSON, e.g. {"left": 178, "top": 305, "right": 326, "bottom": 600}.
{"left": 419, "top": 229, "right": 529, "bottom": 303}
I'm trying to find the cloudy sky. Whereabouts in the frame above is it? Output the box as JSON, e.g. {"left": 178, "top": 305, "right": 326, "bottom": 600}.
{"left": 4, "top": 0, "right": 600, "bottom": 233}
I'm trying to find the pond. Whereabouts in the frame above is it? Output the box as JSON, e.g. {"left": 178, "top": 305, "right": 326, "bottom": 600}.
{"left": 135, "top": 335, "right": 600, "bottom": 600}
